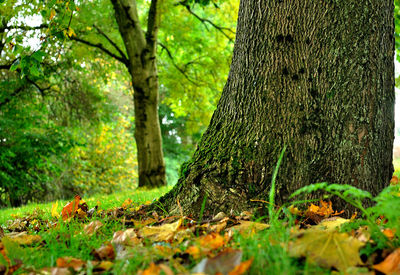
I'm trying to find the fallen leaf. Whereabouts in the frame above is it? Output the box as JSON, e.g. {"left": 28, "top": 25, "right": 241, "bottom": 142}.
{"left": 92, "top": 260, "right": 114, "bottom": 272}
{"left": 317, "top": 217, "right": 349, "bottom": 231}
{"left": 198, "top": 232, "right": 229, "bottom": 250}
{"left": 390, "top": 175, "right": 399, "bottom": 185}
{"left": 138, "top": 262, "right": 160, "bottom": 275}
{"left": 56, "top": 256, "right": 86, "bottom": 271}
{"left": 289, "top": 226, "right": 364, "bottom": 271}
{"left": 382, "top": 228, "right": 395, "bottom": 240}
{"left": 51, "top": 201, "right": 60, "bottom": 218}
{"left": 186, "top": 245, "right": 202, "bottom": 259}
{"left": 84, "top": 221, "right": 103, "bottom": 236}
{"left": 139, "top": 219, "right": 182, "bottom": 242}
{"left": 91, "top": 243, "right": 115, "bottom": 261}
{"left": 159, "top": 264, "right": 174, "bottom": 275}
{"left": 61, "top": 195, "right": 81, "bottom": 221}
{"left": 121, "top": 199, "right": 133, "bottom": 209}
{"left": 228, "top": 258, "right": 253, "bottom": 275}
{"left": 6, "top": 232, "right": 42, "bottom": 245}
{"left": 373, "top": 248, "right": 400, "bottom": 274}
{"left": 229, "top": 221, "right": 269, "bottom": 236}
{"left": 192, "top": 249, "right": 242, "bottom": 275}
{"left": 112, "top": 228, "right": 140, "bottom": 247}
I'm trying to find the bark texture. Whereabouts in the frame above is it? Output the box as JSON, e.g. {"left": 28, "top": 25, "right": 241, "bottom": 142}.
{"left": 112, "top": 0, "right": 166, "bottom": 187}
{"left": 159, "top": 0, "right": 395, "bottom": 216}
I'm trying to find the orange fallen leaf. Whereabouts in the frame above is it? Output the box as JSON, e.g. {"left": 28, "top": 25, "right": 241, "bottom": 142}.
{"left": 61, "top": 195, "right": 81, "bottom": 221}
{"left": 198, "top": 233, "right": 229, "bottom": 250}
{"left": 56, "top": 256, "right": 86, "bottom": 271}
{"left": 186, "top": 245, "right": 202, "bottom": 259}
{"left": 138, "top": 262, "right": 160, "bottom": 275}
{"left": 373, "top": 248, "right": 400, "bottom": 274}
{"left": 228, "top": 258, "right": 253, "bottom": 275}
{"left": 390, "top": 175, "right": 399, "bottom": 185}
{"left": 121, "top": 199, "right": 133, "bottom": 209}
{"left": 382, "top": 228, "right": 396, "bottom": 240}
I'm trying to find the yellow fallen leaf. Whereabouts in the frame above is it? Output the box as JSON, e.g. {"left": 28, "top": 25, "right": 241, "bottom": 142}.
{"left": 139, "top": 219, "right": 182, "bottom": 242}
{"left": 51, "top": 201, "right": 60, "bottom": 218}
{"left": 229, "top": 221, "right": 269, "bottom": 236}
{"left": 6, "top": 232, "right": 42, "bottom": 246}
{"left": 289, "top": 227, "right": 364, "bottom": 271}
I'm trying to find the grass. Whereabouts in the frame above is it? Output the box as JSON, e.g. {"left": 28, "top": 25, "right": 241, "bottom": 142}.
{"left": 0, "top": 186, "right": 171, "bottom": 225}
{"left": 1, "top": 159, "right": 399, "bottom": 274}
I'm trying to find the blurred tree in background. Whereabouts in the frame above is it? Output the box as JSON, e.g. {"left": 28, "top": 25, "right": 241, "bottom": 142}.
{"left": 0, "top": 0, "right": 238, "bottom": 206}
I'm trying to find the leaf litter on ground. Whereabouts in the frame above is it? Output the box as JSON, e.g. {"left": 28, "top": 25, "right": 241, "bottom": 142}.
{"left": 1, "top": 194, "right": 400, "bottom": 274}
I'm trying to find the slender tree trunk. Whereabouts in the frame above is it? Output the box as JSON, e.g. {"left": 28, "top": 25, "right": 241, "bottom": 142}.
{"left": 112, "top": 0, "right": 166, "bottom": 187}
{"left": 159, "top": 0, "right": 395, "bottom": 216}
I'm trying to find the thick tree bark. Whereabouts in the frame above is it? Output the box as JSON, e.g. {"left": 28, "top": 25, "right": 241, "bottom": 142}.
{"left": 112, "top": 0, "right": 166, "bottom": 187}
{"left": 159, "top": 0, "right": 395, "bottom": 216}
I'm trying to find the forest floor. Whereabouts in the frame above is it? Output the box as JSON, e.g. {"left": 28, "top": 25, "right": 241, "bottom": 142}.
{"left": 1, "top": 166, "right": 400, "bottom": 274}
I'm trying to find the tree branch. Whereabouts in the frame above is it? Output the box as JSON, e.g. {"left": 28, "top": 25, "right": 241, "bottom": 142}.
{"left": 158, "top": 42, "right": 201, "bottom": 86}
{"left": 0, "top": 84, "right": 25, "bottom": 108}
{"left": 178, "top": 2, "right": 235, "bottom": 42}
{"left": 70, "top": 36, "right": 128, "bottom": 66}
{"left": 146, "top": 0, "right": 160, "bottom": 53}
{"left": 93, "top": 24, "right": 128, "bottom": 63}
{"left": 5, "top": 24, "right": 49, "bottom": 31}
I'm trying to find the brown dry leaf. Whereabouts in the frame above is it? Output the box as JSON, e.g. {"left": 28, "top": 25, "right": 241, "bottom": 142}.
{"left": 229, "top": 221, "right": 269, "bottom": 236}
{"left": 138, "top": 262, "right": 160, "bottom": 275}
{"left": 121, "top": 199, "right": 133, "bottom": 209}
{"left": 6, "top": 232, "right": 42, "bottom": 245}
{"left": 192, "top": 249, "right": 242, "bottom": 275}
{"left": 139, "top": 219, "right": 182, "bottom": 242}
{"left": 112, "top": 228, "right": 140, "bottom": 247}
{"left": 84, "top": 221, "right": 103, "bottom": 236}
{"left": 92, "top": 243, "right": 115, "bottom": 261}
{"left": 373, "top": 248, "right": 400, "bottom": 274}
{"left": 159, "top": 264, "right": 174, "bottom": 275}
{"left": 61, "top": 195, "right": 81, "bottom": 221}
{"left": 289, "top": 226, "right": 364, "bottom": 271}
{"left": 56, "top": 256, "right": 86, "bottom": 271}
{"left": 228, "top": 258, "right": 253, "bottom": 275}
{"left": 210, "top": 219, "right": 228, "bottom": 233}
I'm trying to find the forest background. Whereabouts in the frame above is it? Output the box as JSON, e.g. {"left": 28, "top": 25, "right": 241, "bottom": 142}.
{"left": 1, "top": 0, "right": 400, "bottom": 208}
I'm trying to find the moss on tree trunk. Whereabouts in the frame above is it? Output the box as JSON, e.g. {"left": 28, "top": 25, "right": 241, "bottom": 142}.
{"left": 158, "top": 0, "right": 395, "bottom": 217}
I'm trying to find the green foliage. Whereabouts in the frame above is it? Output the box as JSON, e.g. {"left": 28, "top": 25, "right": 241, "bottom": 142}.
{"left": 0, "top": 95, "right": 73, "bottom": 207}
{"left": 64, "top": 116, "right": 138, "bottom": 195}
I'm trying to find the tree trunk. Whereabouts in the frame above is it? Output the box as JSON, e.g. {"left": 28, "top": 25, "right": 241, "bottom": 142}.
{"left": 112, "top": 0, "right": 166, "bottom": 187}
{"left": 159, "top": 0, "right": 395, "bottom": 216}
